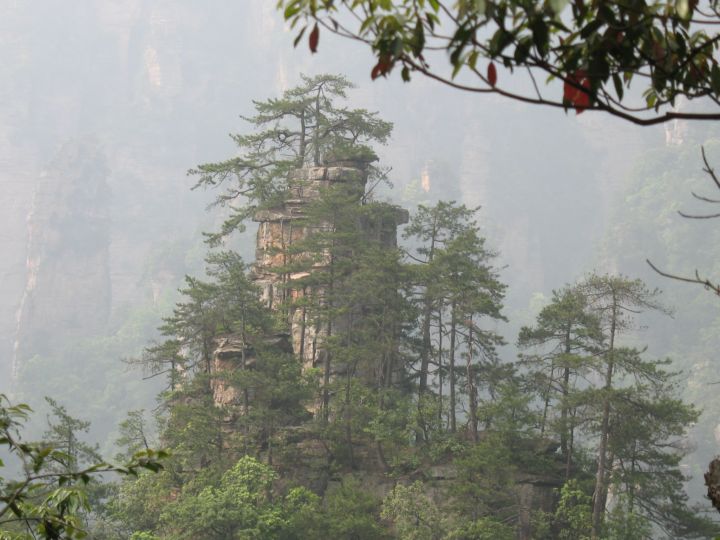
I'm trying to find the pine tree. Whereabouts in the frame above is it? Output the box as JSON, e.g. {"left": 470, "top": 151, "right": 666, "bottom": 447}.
{"left": 403, "top": 202, "right": 506, "bottom": 440}
{"left": 518, "top": 285, "right": 602, "bottom": 477}
{"left": 435, "top": 226, "right": 506, "bottom": 440}
{"left": 115, "top": 410, "right": 153, "bottom": 461}
{"left": 279, "top": 179, "right": 414, "bottom": 465}
{"left": 583, "top": 354, "right": 716, "bottom": 538}
{"left": 402, "top": 202, "right": 478, "bottom": 400}
{"left": 42, "top": 397, "right": 102, "bottom": 474}
{"left": 574, "top": 275, "right": 668, "bottom": 539}
{"left": 189, "top": 74, "right": 393, "bottom": 244}
{"left": 551, "top": 275, "right": 720, "bottom": 538}
{"left": 158, "top": 276, "right": 224, "bottom": 375}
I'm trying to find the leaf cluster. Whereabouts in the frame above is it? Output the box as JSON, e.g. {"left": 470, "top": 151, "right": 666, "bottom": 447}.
{"left": 279, "top": 0, "right": 720, "bottom": 125}
{"left": 0, "top": 395, "right": 166, "bottom": 540}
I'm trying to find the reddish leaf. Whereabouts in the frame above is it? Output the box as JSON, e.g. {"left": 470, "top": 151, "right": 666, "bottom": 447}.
{"left": 308, "top": 23, "right": 319, "bottom": 54}
{"left": 487, "top": 62, "right": 497, "bottom": 87}
{"left": 563, "top": 69, "right": 591, "bottom": 114}
{"left": 371, "top": 56, "right": 393, "bottom": 80}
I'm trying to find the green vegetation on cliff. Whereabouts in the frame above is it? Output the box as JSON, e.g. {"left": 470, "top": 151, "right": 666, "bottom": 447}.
{"left": 2, "top": 75, "right": 717, "bottom": 540}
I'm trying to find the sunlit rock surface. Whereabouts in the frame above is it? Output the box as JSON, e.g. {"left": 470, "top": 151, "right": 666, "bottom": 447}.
{"left": 251, "top": 164, "right": 408, "bottom": 371}
{"left": 210, "top": 163, "right": 408, "bottom": 411}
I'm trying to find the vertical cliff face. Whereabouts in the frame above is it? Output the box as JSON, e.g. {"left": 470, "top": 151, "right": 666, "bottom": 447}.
{"left": 211, "top": 164, "right": 372, "bottom": 408}
{"left": 253, "top": 163, "right": 408, "bottom": 370}
{"left": 252, "top": 165, "right": 369, "bottom": 370}
{"left": 0, "top": 142, "right": 36, "bottom": 390}
{"left": 13, "top": 141, "right": 111, "bottom": 376}
{"left": 209, "top": 166, "right": 358, "bottom": 406}
{"left": 0, "top": 1, "right": 290, "bottom": 391}
{"left": 210, "top": 162, "right": 409, "bottom": 407}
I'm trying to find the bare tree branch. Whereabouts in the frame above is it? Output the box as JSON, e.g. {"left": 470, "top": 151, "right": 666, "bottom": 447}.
{"left": 646, "top": 259, "right": 720, "bottom": 295}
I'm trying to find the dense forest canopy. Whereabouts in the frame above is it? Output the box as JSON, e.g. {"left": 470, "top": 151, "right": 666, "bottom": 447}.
{"left": 2, "top": 72, "right": 719, "bottom": 540}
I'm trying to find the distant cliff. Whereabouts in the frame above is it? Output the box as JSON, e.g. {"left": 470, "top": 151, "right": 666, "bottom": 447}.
{"left": 13, "top": 141, "right": 111, "bottom": 377}
{"left": 0, "top": 1, "right": 286, "bottom": 392}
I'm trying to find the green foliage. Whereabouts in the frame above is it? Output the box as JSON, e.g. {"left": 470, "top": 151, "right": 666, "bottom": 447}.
{"left": 112, "top": 457, "right": 326, "bottom": 540}
{"left": 552, "top": 480, "right": 593, "bottom": 540}
{"left": 114, "top": 410, "right": 153, "bottom": 462}
{"left": 322, "top": 476, "right": 388, "bottom": 540}
{"left": 41, "top": 398, "right": 102, "bottom": 474}
{"left": 381, "top": 481, "right": 446, "bottom": 540}
{"left": 140, "top": 251, "right": 273, "bottom": 386}
{"left": 129, "top": 533, "right": 162, "bottom": 540}
{"left": 603, "top": 496, "right": 653, "bottom": 540}
{"left": 381, "top": 480, "right": 517, "bottom": 540}
{"left": 276, "top": 179, "right": 417, "bottom": 458}
{"left": 444, "top": 518, "right": 515, "bottom": 540}
{"left": 189, "top": 73, "right": 393, "bottom": 244}
{"left": 403, "top": 201, "right": 506, "bottom": 439}
{"left": 518, "top": 285, "right": 602, "bottom": 473}
{"left": 157, "top": 456, "right": 283, "bottom": 539}
{"left": 278, "top": 0, "right": 720, "bottom": 124}
{"left": 101, "top": 78, "right": 718, "bottom": 539}
{"left": 106, "top": 222, "right": 716, "bottom": 538}
{"left": 276, "top": 487, "right": 323, "bottom": 539}
{"left": 602, "top": 138, "right": 720, "bottom": 515}
{"left": 452, "top": 434, "right": 519, "bottom": 522}
{"left": 520, "top": 274, "right": 719, "bottom": 537}
{"left": 104, "top": 469, "right": 176, "bottom": 538}
{"left": 226, "top": 347, "right": 315, "bottom": 456}
{"left": 0, "top": 395, "right": 165, "bottom": 540}
{"left": 155, "top": 382, "right": 231, "bottom": 476}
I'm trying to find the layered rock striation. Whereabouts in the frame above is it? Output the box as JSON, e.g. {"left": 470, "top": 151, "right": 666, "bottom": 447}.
{"left": 211, "top": 161, "right": 408, "bottom": 406}
{"left": 251, "top": 165, "right": 367, "bottom": 370}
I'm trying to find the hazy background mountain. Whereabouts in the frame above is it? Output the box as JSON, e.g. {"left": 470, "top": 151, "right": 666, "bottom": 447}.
{"left": 0, "top": 0, "right": 715, "bottom": 503}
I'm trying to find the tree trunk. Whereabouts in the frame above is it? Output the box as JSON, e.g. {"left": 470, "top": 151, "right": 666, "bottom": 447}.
{"left": 560, "top": 324, "right": 572, "bottom": 468}
{"left": 416, "top": 226, "right": 437, "bottom": 442}
{"left": 321, "top": 218, "right": 337, "bottom": 422}
{"left": 344, "top": 320, "right": 355, "bottom": 468}
{"left": 241, "top": 318, "right": 250, "bottom": 444}
{"left": 449, "top": 306, "right": 457, "bottom": 433}
{"left": 419, "top": 303, "right": 433, "bottom": 395}
{"left": 299, "top": 287, "right": 307, "bottom": 362}
{"left": 467, "top": 322, "right": 478, "bottom": 443}
{"left": 313, "top": 91, "right": 321, "bottom": 165}
{"left": 566, "top": 407, "right": 576, "bottom": 480}
{"left": 437, "top": 310, "right": 444, "bottom": 426}
{"left": 539, "top": 366, "right": 554, "bottom": 436}
{"left": 417, "top": 230, "right": 436, "bottom": 397}
{"left": 322, "top": 323, "right": 332, "bottom": 422}
{"left": 203, "top": 338, "right": 212, "bottom": 374}
{"left": 170, "top": 358, "right": 177, "bottom": 391}
{"left": 345, "top": 370, "right": 355, "bottom": 468}
{"left": 299, "top": 110, "right": 307, "bottom": 164}
{"left": 591, "top": 302, "right": 617, "bottom": 539}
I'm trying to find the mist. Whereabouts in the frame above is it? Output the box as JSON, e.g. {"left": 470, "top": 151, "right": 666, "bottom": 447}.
{"left": 1, "top": 1, "right": 718, "bottom": 537}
